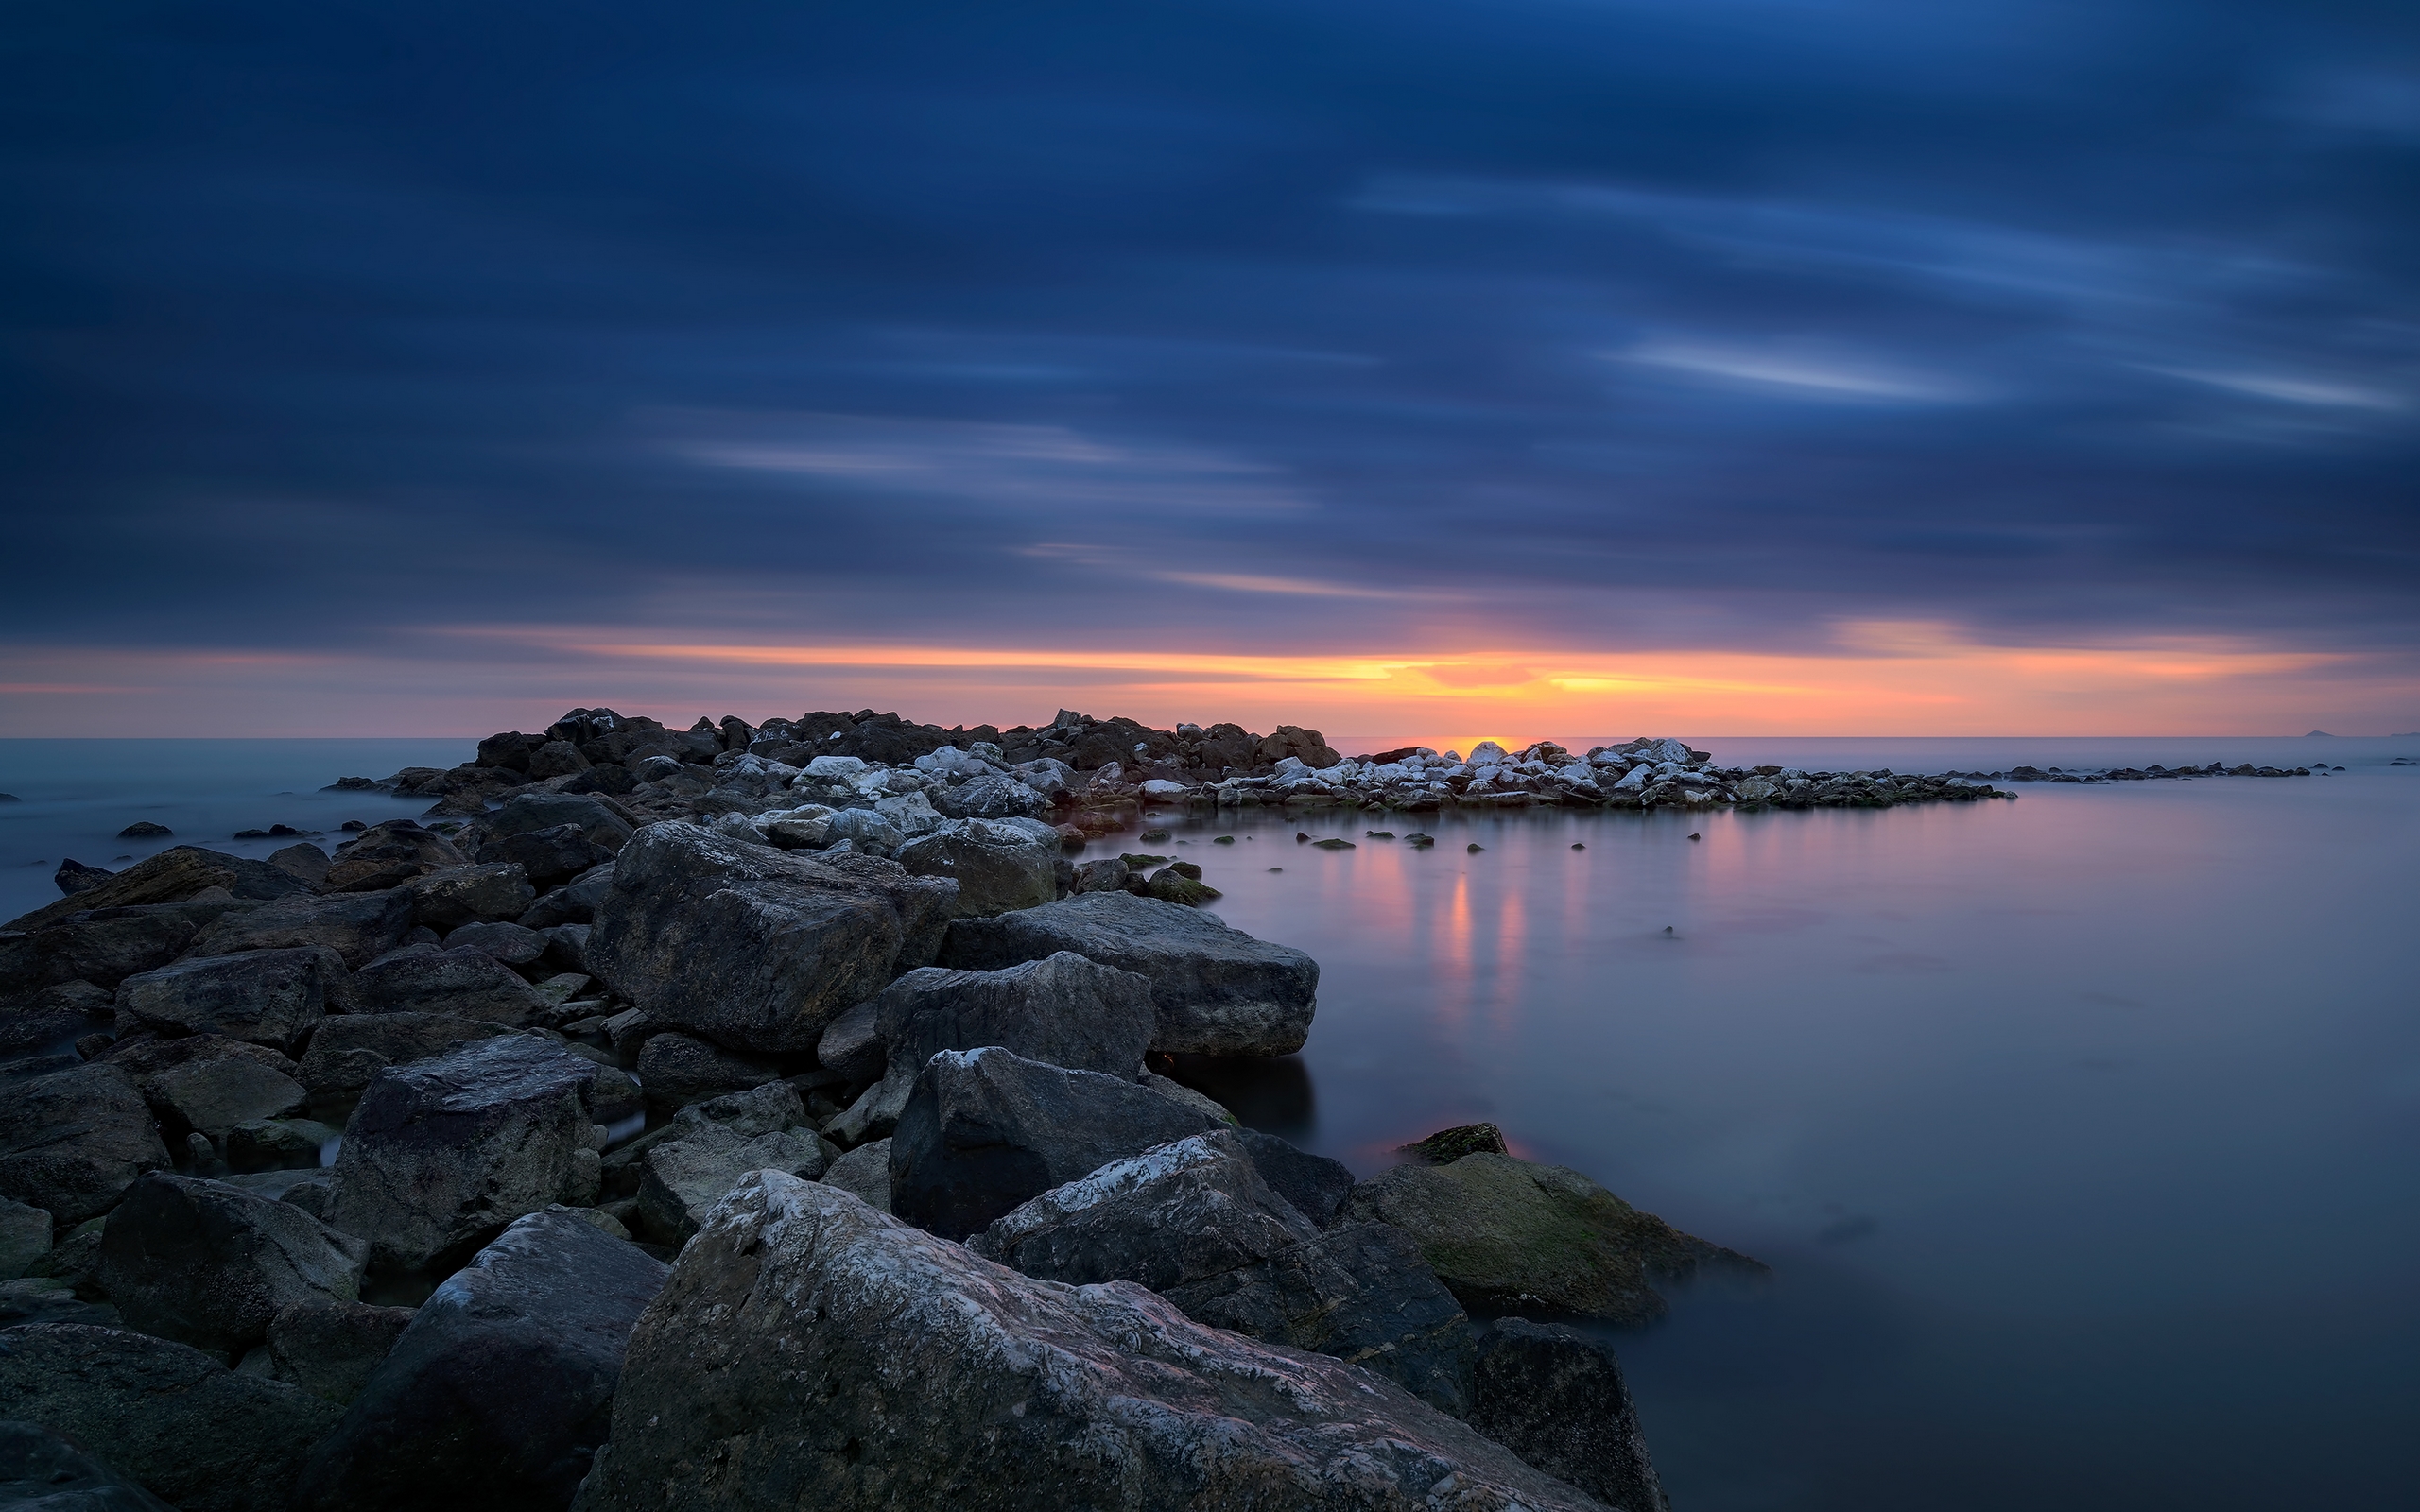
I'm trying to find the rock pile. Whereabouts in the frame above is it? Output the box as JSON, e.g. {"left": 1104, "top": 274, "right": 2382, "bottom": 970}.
{"left": 0, "top": 704, "right": 1779, "bottom": 1510}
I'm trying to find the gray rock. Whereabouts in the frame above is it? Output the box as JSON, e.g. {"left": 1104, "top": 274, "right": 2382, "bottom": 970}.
{"left": 927, "top": 771, "right": 1049, "bottom": 820}
{"left": 812, "top": 998, "right": 882, "bottom": 1083}
{"left": 4, "top": 849, "right": 310, "bottom": 935}
{"left": 394, "top": 864, "right": 538, "bottom": 931}
{"left": 0, "top": 1323, "right": 344, "bottom": 1512}
{"left": 637, "top": 1119, "right": 835, "bottom": 1243}
{"left": 1469, "top": 1319, "right": 1668, "bottom": 1512}
{"left": 940, "top": 891, "right": 1319, "bottom": 1057}
{"left": 513, "top": 863, "right": 614, "bottom": 930}
{"left": 539, "top": 923, "right": 591, "bottom": 974}
{"left": 879, "top": 952, "right": 1155, "bottom": 1084}
{"left": 1341, "top": 1152, "right": 1762, "bottom": 1324}
{"left": 143, "top": 1056, "right": 307, "bottom": 1140}
{"left": 325, "top": 823, "right": 469, "bottom": 894}
{"left": 0, "top": 1276, "right": 116, "bottom": 1330}
{"left": 293, "top": 1211, "right": 668, "bottom": 1512}
{"left": 326, "top": 1036, "right": 598, "bottom": 1270}
{"left": 818, "top": 1139, "right": 890, "bottom": 1212}
{"left": 267, "top": 1297, "right": 417, "bottom": 1406}
{"left": 889, "top": 1047, "right": 1226, "bottom": 1241}
{"left": 267, "top": 843, "right": 333, "bottom": 889}
{"left": 1165, "top": 1221, "right": 1477, "bottom": 1418}
{"left": 966, "top": 1129, "right": 1313, "bottom": 1291}
{"left": 294, "top": 1012, "right": 511, "bottom": 1096}
{"left": 485, "top": 794, "right": 635, "bottom": 854}
{"left": 1137, "top": 1070, "right": 1236, "bottom": 1126}
{"left": 821, "top": 808, "right": 903, "bottom": 856}
{"left": 587, "top": 824, "right": 955, "bottom": 1056}
{"left": 0, "top": 1418, "right": 178, "bottom": 1512}
{"left": 0, "top": 1062, "right": 170, "bottom": 1226}
{"left": 0, "top": 901, "right": 252, "bottom": 995}
{"left": 896, "top": 818, "right": 1057, "bottom": 918}
{"left": 113, "top": 947, "right": 347, "bottom": 1053}
{"left": 0, "top": 1200, "right": 50, "bottom": 1280}
{"left": 1234, "top": 1127, "right": 1357, "bottom": 1228}
{"left": 98, "top": 1173, "right": 368, "bottom": 1355}
{"left": 224, "top": 1118, "right": 341, "bottom": 1173}
{"left": 480, "top": 826, "right": 616, "bottom": 891}
{"left": 192, "top": 890, "right": 412, "bottom": 969}
{"left": 445, "top": 920, "right": 547, "bottom": 967}
{"left": 632, "top": 1031, "right": 781, "bottom": 1110}
{"left": 571, "top": 1173, "right": 1601, "bottom": 1512}
{"left": 346, "top": 946, "right": 551, "bottom": 1025}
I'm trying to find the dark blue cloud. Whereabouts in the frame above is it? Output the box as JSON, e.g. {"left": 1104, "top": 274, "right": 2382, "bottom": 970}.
{"left": 3, "top": 0, "right": 2415, "bottom": 657}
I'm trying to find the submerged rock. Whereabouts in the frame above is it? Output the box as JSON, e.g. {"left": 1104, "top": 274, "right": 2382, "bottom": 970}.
{"left": 294, "top": 1210, "right": 668, "bottom": 1512}
{"left": 1342, "top": 1152, "right": 1762, "bottom": 1324}
{"left": 572, "top": 1173, "right": 1600, "bottom": 1512}
{"left": 939, "top": 891, "right": 1319, "bottom": 1057}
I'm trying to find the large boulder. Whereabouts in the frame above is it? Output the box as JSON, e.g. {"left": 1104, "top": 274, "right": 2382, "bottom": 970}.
{"left": 97, "top": 1174, "right": 368, "bottom": 1355}
{"left": 1341, "top": 1152, "right": 1761, "bottom": 1324}
{"left": 0, "top": 1062, "right": 170, "bottom": 1226}
{"left": 586, "top": 824, "right": 955, "bottom": 1055}
{"left": 324, "top": 823, "right": 468, "bottom": 893}
{"left": 140, "top": 1055, "right": 307, "bottom": 1142}
{"left": 636, "top": 1103, "right": 835, "bottom": 1244}
{"left": 514, "top": 864, "right": 614, "bottom": 930}
{"left": 3, "top": 849, "right": 310, "bottom": 934}
{"left": 631, "top": 1032, "right": 781, "bottom": 1110}
{"left": 1234, "top": 1126, "right": 1357, "bottom": 1228}
{"left": 326, "top": 1036, "right": 598, "bottom": 1270}
{"left": 192, "top": 891, "right": 413, "bottom": 969}
{"left": 295, "top": 1013, "right": 511, "bottom": 1096}
{"left": 965, "top": 1131, "right": 1474, "bottom": 1416}
{"left": 0, "top": 1418, "right": 178, "bottom": 1511}
{"left": 1468, "top": 1320, "right": 1668, "bottom": 1512}
{"left": 0, "top": 1199, "right": 50, "bottom": 1280}
{"left": 394, "top": 864, "right": 538, "bottom": 931}
{"left": 889, "top": 1047, "right": 1226, "bottom": 1241}
{"left": 266, "top": 1297, "right": 416, "bottom": 1406}
{"left": 485, "top": 794, "right": 634, "bottom": 853}
{"left": 345, "top": 946, "right": 551, "bottom": 1025}
{"left": 939, "top": 892, "right": 1318, "bottom": 1057}
{"left": 895, "top": 819, "right": 1056, "bottom": 917}
{"left": 112, "top": 947, "right": 347, "bottom": 1053}
{"left": 480, "top": 826, "right": 616, "bottom": 891}
{"left": 571, "top": 1173, "right": 1601, "bottom": 1512}
{"left": 292, "top": 1211, "right": 667, "bottom": 1512}
{"left": 0, "top": 1323, "right": 344, "bottom": 1512}
{"left": 926, "top": 772, "right": 1048, "bottom": 820}
{"left": 0, "top": 900, "right": 257, "bottom": 995}
{"left": 818, "top": 1138, "right": 890, "bottom": 1212}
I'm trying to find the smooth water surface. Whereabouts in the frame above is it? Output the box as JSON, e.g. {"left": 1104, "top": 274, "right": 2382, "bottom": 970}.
{"left": 5, "top": 734, "right": 2414, "bottom": 1507}
{"left": 1149, "top": 740, "right": 2419, "bottom": 1512}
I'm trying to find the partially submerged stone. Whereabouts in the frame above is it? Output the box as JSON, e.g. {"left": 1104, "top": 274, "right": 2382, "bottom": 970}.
{"left": 940, "top": 891, "right": 1318, "bottom": 1057}
{"left": 1342, "top": 1152, "right": 1762, "bottom": 1324}
{"left": 1400, "top": 1122, "right": 1510, "bottom": 1163}
{"left": 573, "top": 1172, "right": 1602, "bottom": 1512}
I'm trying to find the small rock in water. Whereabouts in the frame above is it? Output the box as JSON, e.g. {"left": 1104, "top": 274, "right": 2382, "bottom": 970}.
{"left": 119, "top": 821, "right": 174, "bottom": 838}
{"left": 1140, "top": 828, "right": 1171, "bottom": 842}
{"left": 1688, "top": 833, "right": 1701, "bottom": 841}
{"left": 54, "top": 858, "right": 112, "bottom": 895}
{"left": 1663, "top": 925, "right": 1674, "bottom": 935}
{"left": 1571, "top": 842, "right": 1584, "bottom": 850}
{"left": 1400, "top": 1122, "right": 1511, "bottom": 1163}
{"left": 1467, "top": 842, "right": 1484, "bottom": 853}
{"left": 1268, "top": 867, "right": 1282, "bottom": 872}
{"left": 1311, "top": 837, "right": 1355, "bottom": 850}
{"left": 1213, "top": 834, "right": 1235, "bottom": 844}
{"left": 1406, "top": 833, "right": 1435, "bottom": 847}
{"left": 340, "top": 819, "right": 367, "bottom": 832}
{"left": 1365, "top": 830, "right": 1394, "bottom": 838}
{"left": 1296, "top": 831, "right": 1312, "bottom": 843}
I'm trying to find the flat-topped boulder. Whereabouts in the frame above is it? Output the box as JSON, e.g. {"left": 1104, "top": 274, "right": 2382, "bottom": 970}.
{"left": 5, "top": 848, "right": 312, "bottom": 934}
{"left": 326, "top": 1035, "right": 599, "bottom": 1270}
{"left": 324, "top": 822, "right": 468, "bottom": 893}
{"left": 295, "top": 1013, "right": 511, "bottom": 1096}
{"left": 1343, "top": 1151, "right": 1763, "bottom": 1325}
{"left": 586, "top": 823, "right": 955, "bottom": 1055}
{"left": 395, "top": 863, "right": 538, "bottom": 930}
{"left": 345, "top": 946, "right": 551, "bottom": 1025}
{"left": 0, "top": 1060, "right": 171, "bottom": 1226}
{"left": 294, "top": 1210, "right": 668, "bottom": 1512}
{"left": 192, "top": 889, "right": 414, "bottom": 969}
{"left": 112, "top": 946, "right": 348, "bottom": 1053}
{"left": 98, "top": 1173, "right": 368, "bottom": 1355}
{"left": 895, "top": 817, "right": 1058, "bottom": 917}
{"left": 571, "top": 1173, "right": 1603, "bottom": 1512}
{"left": 889, "top": 1047, "right": 1227, "bottom": 1241}
{"left": 939, "top": 891, "right": 1317, "bottom": 1057}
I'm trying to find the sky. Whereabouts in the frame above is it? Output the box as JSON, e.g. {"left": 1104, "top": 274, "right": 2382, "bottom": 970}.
{"left": 3, "top": 0, "right": 2416, "bottom": 738}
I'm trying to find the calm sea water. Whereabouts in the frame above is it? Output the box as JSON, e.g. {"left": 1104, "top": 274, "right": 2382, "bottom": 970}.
{"left": 5, "top": 734, "right": 2415, "bottom": 1508}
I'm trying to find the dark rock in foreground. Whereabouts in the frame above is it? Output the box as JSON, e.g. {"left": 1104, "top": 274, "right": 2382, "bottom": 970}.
{"left": 939, "top": 891, "right": 1319, "bottom": 1057}
{"left": 0, "top": 1418, "right": 177, "bottom": 1511}
{"left": 294, "top": 1210, "right": 667, "bottom": 1512}
{"left": 1469, "top": 1319, "right": 1668, "bottom": 1512}
{"left": 587, "top": 824, "right": 955, "bottom": 1056}
{"left": 1234, "top": 1126, "right": 1357, "bottom": 1228}
{"left": 97, "top": 1173, "right": 367, "bottom": 1356}
{"left": 267, "top": 1297, "right": 416, "bottom": 1406}
{"left": 6, "top": 849, "right": 311, "bottom": 935}
{"left": 112, "top": 947, "right": 347, "bottom": 1054}
{"left": 0, "top": 1061, "right": 170, "bottom": 1226}
{"left": 571, "top": 1173, "right": 1602, "bottom": 1512}
{"left": 889, "top": 1047, "right": 1226, "bottom": 1241}
{"left": 0, "top": 1323, "right": 344, "bottom": 1512}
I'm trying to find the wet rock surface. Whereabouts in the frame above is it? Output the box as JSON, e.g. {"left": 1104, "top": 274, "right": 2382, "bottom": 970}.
{"left": 191, "top": 890, "right": 413, "bottom": 969}
{"left": 572, "top": 1172, "right": 1602, "bottom": 1512}
{"left": 97, "top": 1173, "right": 367, "bottom": 1356}
{"left": 113, "top": 947, "right": 347, "bottom": 1053}
{"left": 1469, "top": 1319, "right": 1668, "bottom": 1512}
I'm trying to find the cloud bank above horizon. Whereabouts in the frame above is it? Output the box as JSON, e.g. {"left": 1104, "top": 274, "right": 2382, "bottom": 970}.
{"left": 3, "top": 0, "right": 2416, "bottom": 736}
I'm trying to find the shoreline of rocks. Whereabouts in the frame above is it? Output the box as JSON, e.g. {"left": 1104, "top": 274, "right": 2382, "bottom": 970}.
{"left": 21, "top": 701, "right": 2322, "bottom": 1512}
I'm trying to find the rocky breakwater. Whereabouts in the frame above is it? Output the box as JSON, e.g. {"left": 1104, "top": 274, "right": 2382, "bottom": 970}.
{"left": 0, "top": 705, "right": 1773, "bottom": 1510}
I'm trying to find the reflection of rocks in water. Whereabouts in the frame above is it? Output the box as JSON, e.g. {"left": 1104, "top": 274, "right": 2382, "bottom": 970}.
{"left": 1163, "top": 1051, "right": 1316, "bottom": 1137}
